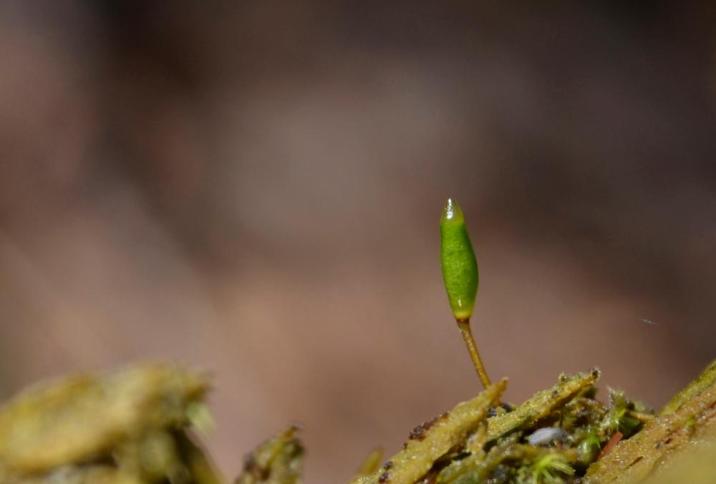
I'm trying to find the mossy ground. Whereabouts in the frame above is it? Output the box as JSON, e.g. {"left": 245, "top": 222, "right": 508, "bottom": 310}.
{"left": 1, "top": 362, "right": 715, "bottom": 483}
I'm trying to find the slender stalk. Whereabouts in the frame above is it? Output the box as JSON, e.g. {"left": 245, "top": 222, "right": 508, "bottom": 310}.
{"left": 457, "top": 318, "right": 492, "bottom": 389}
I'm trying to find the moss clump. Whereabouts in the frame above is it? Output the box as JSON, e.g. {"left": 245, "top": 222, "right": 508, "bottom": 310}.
{"left": 352, "top": 369, "right": 653, "bottom": 484}
{"left": 235, "top": 427, "right": 303, "bottom": 484}
{"left": 0, "top": 364, "right": 222, "bottom": 484}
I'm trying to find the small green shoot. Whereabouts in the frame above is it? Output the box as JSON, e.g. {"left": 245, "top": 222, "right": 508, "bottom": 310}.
{"left": 529, "top": 452, "right": 575, "bottom": 483}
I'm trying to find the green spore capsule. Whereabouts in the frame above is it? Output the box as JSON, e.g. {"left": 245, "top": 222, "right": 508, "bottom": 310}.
{"left": 440, "top": 199, "right": 479, "bottom": 321}
{"left": 440, "top": 198, "right": 492, "bottom": 389}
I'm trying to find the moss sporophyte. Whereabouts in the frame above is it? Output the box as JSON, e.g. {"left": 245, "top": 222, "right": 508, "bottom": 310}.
{"left": 440, "top": 198, "right": 492, "bottom": 389}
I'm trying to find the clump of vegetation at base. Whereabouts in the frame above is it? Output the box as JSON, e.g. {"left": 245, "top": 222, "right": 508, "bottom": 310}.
{"left": 351, "top": 369, "right": 653, "bottom": 484}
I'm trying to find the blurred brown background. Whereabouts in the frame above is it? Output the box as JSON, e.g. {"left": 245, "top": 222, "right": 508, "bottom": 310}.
{"left": 1, "top": 1, "right": 715, "bottom": 482}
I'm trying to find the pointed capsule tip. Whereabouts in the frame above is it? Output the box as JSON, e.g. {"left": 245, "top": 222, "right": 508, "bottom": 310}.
{"left": 442, "top": 198, "right": 464, "bottom": 223}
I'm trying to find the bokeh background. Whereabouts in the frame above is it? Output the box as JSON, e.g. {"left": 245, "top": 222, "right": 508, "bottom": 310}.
{"left": 1, "top": 1, "right": 715, "bottom": 482}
